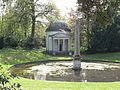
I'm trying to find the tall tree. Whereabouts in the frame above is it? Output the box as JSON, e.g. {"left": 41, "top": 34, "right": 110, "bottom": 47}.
{"left": 0, "top": 0, "right": 61, "bottom": 48}
{"left": 88, "top": 15, "right": 120, "bottom": 53}
{"left": 2, "top": 0, "right": 58, "bottom": 38}
{"left": 14, "top": 0, "right": 56, "bottom": 40}
{"left": 77, "top": 0, "right": 120, "bottom": 28}
{"left": 77, "top": 0, "right": 120, "bottom": 49}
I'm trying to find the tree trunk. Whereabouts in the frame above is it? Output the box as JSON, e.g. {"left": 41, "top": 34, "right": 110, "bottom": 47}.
{"left": 30, "top": 0, "right": 36, "bottom": 39}
{"left": 86, "top": 18, "right": 91, "bottom": 49}
{"left": 31, "top": 16, "right": 35, "bottom": 39}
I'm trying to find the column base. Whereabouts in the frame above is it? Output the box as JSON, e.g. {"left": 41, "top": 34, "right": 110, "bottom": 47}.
{"left": 73, "top": 55, "right": 81, "bottom": 70}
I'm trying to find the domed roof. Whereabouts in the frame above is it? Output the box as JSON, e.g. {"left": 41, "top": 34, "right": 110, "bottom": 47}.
{"left": 46, "top": 21, "right": 71, "bottom": 32}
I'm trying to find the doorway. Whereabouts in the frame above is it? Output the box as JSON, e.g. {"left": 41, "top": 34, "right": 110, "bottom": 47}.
{"left": 59, "top": 44, "right": 62, "bottom": 51}
{"left": 59, "top": 39, "right": 63, "bottom": 51}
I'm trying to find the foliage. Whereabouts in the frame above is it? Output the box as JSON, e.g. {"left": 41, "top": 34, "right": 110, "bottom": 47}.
{"left": 77, "top": 0, "right": 120, "bottom": 28}
{"left": 0, "top": 36, "right": 18, "bottom": 49}
{"left": 23, "top": 37, "right": 41, "bottom": 49}
{"left": 12, "top": 0, "right": 60, "bottom": 40}
{"left": 87, "top": 15, "right": 120, "bottom": 53}
{"left": 0, "top": 37, "right": 4, "bottom": 49}
{"left": 0, "top": 65, "right": 21, "bottom": 90}
{"left": 0, "top": 0, "right": 61, "bottom": 49}
{"left": 77, "top": 0, "right": 120, "bottom": 50}
{"left": 4, "top": 37, "right": 18, "bottom": 48}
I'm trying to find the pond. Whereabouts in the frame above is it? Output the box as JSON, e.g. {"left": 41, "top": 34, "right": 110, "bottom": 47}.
{"left": 9, "top": 60, "right": 120, "bottom": 82}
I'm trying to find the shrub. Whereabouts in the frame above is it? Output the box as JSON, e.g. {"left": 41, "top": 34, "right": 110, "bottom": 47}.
{"left": 24, "top": 37, "right": 41, "bottom": 49}
{"left": 0, "top": 65, "right": 21, "bottom": 90}
{"left": 4, "top": 37, "right": 18, "bottom": 48}
{"left": 0, "top": 37, "right": 4, "bottom": 49}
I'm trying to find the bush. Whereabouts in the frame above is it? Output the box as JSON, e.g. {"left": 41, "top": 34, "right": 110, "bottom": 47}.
{"left": 80, "top": 47, "right": 87, "bottom": 53}
{"left": 87, "top": 16, "right": 120, "bottom": 53}
{"left": 4, "top": 37, "right": 18, "bottom": 48}
{"left": 0, "top": 37, "right": 4, "bottom": 49}
{"left": 0, "top": 65, "right": 21, "bottom": 90}
{"left": 24, "top": 37, "right": 41, "bottom": 49}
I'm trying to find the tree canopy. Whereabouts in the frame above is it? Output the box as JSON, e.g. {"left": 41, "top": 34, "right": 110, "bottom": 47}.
{"left": 76, "top": 0, "right": 120, "bottom": 52}
{"left": 77, "top": 0, "right": 120, "bottom": 28}
{"left": 0, "top": 0, "right": 61, "bottom": 49}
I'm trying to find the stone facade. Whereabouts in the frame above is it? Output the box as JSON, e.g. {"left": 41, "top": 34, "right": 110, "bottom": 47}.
{"left": 46, "top": 21, "right": 71, "bottom": 55}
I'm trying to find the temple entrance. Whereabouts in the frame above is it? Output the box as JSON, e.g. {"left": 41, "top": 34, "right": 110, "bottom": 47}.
{"left": 52, "top": 38, "right": 70, "bottom": 53}
{"left": 59, "top": 39, "right": 63, "bottom": 51}
{"left": 59, "top": 44, "right": 62, "bottom": 51}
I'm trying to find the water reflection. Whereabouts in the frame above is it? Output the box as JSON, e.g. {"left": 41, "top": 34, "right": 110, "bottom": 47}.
{"left": 34, "top": 71, "right": 46, "bottom": 80}
{"left": 9, "top": 61, "right": 120, "bottom": 82}
{"left": 73, "top": 69, "right": 87, "bottom": 82}
{"left": 81, "top": 70, "right": 87, "bottom": 82}
{"left": 73, "top": 69, "right": 81, "bottom": 77}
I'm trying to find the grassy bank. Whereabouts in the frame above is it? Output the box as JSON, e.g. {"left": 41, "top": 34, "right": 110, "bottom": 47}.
{"left": 1, "top": 48, "right": 120, "bottom": 66}
{"left": 82, "top": 52, "right": 120, "bottom": 62}
{"left": 0, "top": 48, "right": 71, "bottom": 66}
{"left": 1, "top": 48, "right": 120, "bottom": 90}
{"left": 14, "top": 78, "right": 120, "bottom": 90}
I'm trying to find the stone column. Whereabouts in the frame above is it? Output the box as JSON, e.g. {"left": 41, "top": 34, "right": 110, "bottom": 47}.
{"left": 58, "top": 39, "right": 60, "bottom": 52}
{"left": 68, "top": 39, "right": 70, "bottom": 52}
{"left": 52, "top": 38, "right": 54, "bottom": 51}
{"left": 52, "top": 39, "right": 56, "bottom": 55}
{"left": 73, "top": 19, "right": 81, "bottom": 70}
{"left": 63, "top": 39, "right": 65, "bottom": 51}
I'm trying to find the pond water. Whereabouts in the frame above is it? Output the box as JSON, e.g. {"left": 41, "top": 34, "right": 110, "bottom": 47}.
{"left": 9, "top": 61, "right": 120, "bottom": 82}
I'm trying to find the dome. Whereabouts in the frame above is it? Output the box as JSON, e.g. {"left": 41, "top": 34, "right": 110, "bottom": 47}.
{"left": 46, "top": 21, "right": 71, "bottom": 32}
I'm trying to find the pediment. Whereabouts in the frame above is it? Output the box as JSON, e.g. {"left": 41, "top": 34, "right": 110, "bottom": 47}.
{"left": 52, "top": 33, "right": 69, "bottom": 38}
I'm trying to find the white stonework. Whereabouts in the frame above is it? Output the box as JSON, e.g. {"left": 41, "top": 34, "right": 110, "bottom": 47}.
{"left": 46, "top": 21, "right": 71, "bottom": 54}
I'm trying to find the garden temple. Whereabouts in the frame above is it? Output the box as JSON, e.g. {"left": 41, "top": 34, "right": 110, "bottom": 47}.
{"left": 46, "top": 21, "right": 71, "bottom": 55}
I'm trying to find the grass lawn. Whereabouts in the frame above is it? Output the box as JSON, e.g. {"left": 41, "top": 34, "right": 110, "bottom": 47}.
{"left": 1, "top": 48, "right": 120, "bottom": 90}
{"left": 14, "top": 78, "right": 120, "bottom": 90}
{"left": 82, "top": 52, "right": 120, "bottom": 62}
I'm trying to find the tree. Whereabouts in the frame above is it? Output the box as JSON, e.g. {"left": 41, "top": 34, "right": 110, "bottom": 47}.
{"left": 77, "top": 0, "right": 120, "bottom": 49}
{"left": 88, "top": 15, "right": 120, "bottom": 53}
{"left": 13, "top": 0, "right": 56, "bottom": 40}
{"left": 0, "top": 0, "right": 61, "bottom": 49}
{"left": 77, "top": 0, "right": 120, "bottom": 28}
{"left": 2, "top": 0, "right": 59, "bottom": 38}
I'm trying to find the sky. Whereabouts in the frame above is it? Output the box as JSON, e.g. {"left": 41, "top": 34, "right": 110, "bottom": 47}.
{"left": 0, "top": 0, "right": 77, "bottom": 17}
{"left": 53, "top": 0, "right": 77, "bottom": 16}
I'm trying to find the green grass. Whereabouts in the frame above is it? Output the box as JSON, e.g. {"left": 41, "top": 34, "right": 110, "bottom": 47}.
{"left": 82, "top": 52, "right": 120, "bottom": 62}
{"left": 0, "top": 48, "right": 71, "bottom": 66}
{"left": 14, "top": 78, "right": 120, "bottom": 90}
{"left": 1, "top": 48, "right": 120, "bottom": 90}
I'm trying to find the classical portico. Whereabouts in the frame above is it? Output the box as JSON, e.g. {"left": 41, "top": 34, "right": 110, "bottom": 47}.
{"left": 46, "top": 21, "right": 71, "bottom": 54}
{"left": 51, "top": 33, "right": 70, "bottom": 52}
